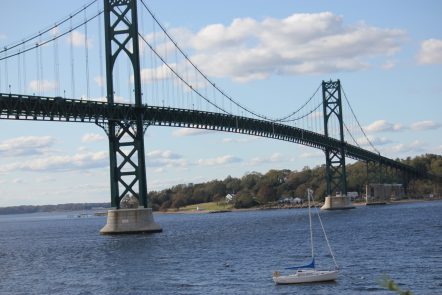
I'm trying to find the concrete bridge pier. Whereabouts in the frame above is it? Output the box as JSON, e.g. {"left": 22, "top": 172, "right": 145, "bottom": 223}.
{"left": 321, "top": 195, "right": 355, "bottom": 210}
{"left": 100, "top": 207, "right": 162, "bottom": 234}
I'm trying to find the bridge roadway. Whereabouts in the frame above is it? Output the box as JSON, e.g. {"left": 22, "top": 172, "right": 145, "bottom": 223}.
{"left": 0, "top": 93, "right": 430, "bottom": 179}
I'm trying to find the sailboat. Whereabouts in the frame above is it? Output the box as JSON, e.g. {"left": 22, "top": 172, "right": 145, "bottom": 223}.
{"left": 272, "top": 189, "right": 339, "bottom": 284}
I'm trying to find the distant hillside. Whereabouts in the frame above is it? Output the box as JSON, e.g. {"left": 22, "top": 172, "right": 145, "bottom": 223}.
{"left": 0, "top": 203, "right": 110, "bottom": 215}
{"left": 1, "top": 154, "right": 440, "bottom": 214}
{"left": 149, "top": 154, "right": 442, "bottom": 210}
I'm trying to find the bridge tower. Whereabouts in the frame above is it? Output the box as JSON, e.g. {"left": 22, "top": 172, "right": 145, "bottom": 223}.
{"left": 100, "top": 0, "right": 161, "bottom": 234}
{"left": 320, "top": 80, "right": 354, "bottom": 210}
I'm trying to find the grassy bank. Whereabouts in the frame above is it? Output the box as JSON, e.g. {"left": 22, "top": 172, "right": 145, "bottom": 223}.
{"left": 173, "top": 202, "right": 233, "bottom": 212}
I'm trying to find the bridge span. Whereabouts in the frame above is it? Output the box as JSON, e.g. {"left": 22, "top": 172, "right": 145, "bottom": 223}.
{"left": 1, "top": 0, "right": 440, "bottom": 234}
{"left": 0, "top": 92, "right": 429, "bottom": 179}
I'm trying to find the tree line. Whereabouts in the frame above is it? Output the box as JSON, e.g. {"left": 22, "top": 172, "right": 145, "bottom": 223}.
{"left": 1, "top": 154, "right": 440, "bottom": 214}
{"left": 0, "top": 203, "right": 109, "bottom": 215}
{"left": 150, "top": 153, "right": 442, "bottom": 210}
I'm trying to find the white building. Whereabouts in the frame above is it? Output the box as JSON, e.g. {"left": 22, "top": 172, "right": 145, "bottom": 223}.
{"left": 225, "top": 194, "right": 236, "bottom": 203}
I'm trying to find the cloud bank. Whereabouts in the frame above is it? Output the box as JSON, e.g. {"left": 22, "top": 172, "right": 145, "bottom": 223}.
{"left": 417, "top": 39, "right": 442, "bottom": 65}
{"left": 161, "top": 12, "right": 406, "bottom": 82}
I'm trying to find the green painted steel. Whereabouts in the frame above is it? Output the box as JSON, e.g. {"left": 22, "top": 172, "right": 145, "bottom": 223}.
{"left": 322, "top": 80, "right": 348, "bottom": 196}
{"left": 103, "top": 0, "right": 148, "bottom": 209}
{"left": 0, "top": 92, "right": 436, "bottom": 184}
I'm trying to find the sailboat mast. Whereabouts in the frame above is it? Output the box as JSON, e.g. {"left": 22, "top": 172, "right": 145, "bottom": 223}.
{"left": 307, "top": 189, "right": 314, "bottom": 259}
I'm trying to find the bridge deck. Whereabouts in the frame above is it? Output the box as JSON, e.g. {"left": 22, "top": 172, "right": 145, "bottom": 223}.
{"left": 0, "top": 93, "right": 430, "bottom": 179}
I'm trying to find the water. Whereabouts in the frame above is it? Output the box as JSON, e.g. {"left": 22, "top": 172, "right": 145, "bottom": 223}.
{"left": 1, "top": 201, "right": 441, "bottom": 294}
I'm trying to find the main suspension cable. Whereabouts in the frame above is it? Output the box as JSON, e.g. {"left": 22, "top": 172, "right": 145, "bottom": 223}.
{"left": 138, "top": 0, "right": 319, "bottom": 123}
{"left": 341, "top": 85, "right": 379, "bottom": 153}
{"left": 138, "top": 33, "right": 231, "bottom": 114}
{"left": 0, "top": 0, "right": 98, "bottom": 55}
{"left": 0, "top": 10, "right": 103, "bottom": 62}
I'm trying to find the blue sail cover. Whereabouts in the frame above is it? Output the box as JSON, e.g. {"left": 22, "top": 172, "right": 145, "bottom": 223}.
{"left": 285, "top": 257, "right": 315, "bottom": 270}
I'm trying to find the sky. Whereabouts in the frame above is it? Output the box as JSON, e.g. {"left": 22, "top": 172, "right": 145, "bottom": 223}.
{"left": 0, "top": 0, "right": 441, "bottom": 207}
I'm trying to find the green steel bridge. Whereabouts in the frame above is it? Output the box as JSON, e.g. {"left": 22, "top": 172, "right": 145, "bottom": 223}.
{"left": 0, "top": 0, "right": 439, "bottom": 213}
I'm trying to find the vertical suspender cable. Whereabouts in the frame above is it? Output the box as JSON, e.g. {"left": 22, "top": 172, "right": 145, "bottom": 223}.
{"left": 163, "top": 31, "right": 168, "bottom": 107}
{"left": 149, "top": 40, "right": 155, "bottom": 106}
{"left": 140, "top": 4, "right": 146, "bottom": 104}
{"left": 4, "top": 47, "right": 8, "bottom": 93}
{"left": 70, "top": 17, "right": 76, "bottom": 99}
{"left": 38, "top": 34, "right": 44, "bottom": 96}
{"left": 175, "top": 48, "right": 183, "bottom": 108}
{"left": 160, "top": 33, "right": 165, "bottom": 106}
{"left": 22, "top": 43, "right": 27, "bottom": 93}
{"left": 98, "top": 1, "right": 104, "bottom": 99}
{"left": 84, "top": 9, "right": 90, "bottom": 99}
{"left": 35, "top": 43, "right": 39, "bottom": 94}
{"left": 17, "top": 49, "right": 21, "bottom": 94}
{"left": 205, "top": 79, "right": 208, "bottom": 112}
{"left": 194, "top": 67, "right": 199, "bottom": 110}
{"left": 152, "top": 19, "right": 158, "bottom": 106}
{"left": 54, "top": 26, "right": 60, "bottom": 96}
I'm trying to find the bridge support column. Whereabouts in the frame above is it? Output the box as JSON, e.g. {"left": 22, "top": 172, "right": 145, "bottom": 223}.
{"left": 321, "top": 80, "right": 354, "bottom": 210}
{"left": 100, "top": 0, "right": 161, "bottom": 233}
{"left": 100, "top": 208, "right": 162, "bottom": 234}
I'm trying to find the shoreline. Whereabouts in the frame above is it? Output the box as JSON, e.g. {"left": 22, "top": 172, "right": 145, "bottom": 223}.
{"left": 154, "top": 197, "right": 442, "bottom": 215}
{"left": 1, "top": 198, "right": 439, "bottom": 216}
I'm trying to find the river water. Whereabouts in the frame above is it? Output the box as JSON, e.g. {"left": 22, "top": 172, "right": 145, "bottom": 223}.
{"left": 1, "top": 201, "right": 441, "bottom": 294}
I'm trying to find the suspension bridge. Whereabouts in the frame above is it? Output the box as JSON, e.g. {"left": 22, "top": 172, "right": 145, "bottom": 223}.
{"left": 0, "top": 0, "right": 437, "bottom": 233}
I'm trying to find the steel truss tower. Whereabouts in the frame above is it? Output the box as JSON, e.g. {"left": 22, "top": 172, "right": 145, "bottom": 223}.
{"left": 103, "top": 0, "right": 148, "bottom": 208}
{"left": 322, "top": 80, "right": 347, "bottom": 197}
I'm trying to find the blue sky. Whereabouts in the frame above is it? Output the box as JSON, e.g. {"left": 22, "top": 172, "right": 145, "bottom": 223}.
{"left": 0, "top": 0, "right": 441, "bottom": 206}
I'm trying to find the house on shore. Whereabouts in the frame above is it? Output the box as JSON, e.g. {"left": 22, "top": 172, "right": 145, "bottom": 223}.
{"left": 225, "top": 194, "right": 236, "bottom": 204}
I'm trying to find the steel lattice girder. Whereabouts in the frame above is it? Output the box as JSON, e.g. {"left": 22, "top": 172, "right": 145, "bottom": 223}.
{"left": 103, "top": 0, "right": 148, "bottom": 208}
{"left": 322, "top": 80, "right": 347, "bottom": 196}
{"left": 0, "top": 93, "right": 432, "bottom": 181}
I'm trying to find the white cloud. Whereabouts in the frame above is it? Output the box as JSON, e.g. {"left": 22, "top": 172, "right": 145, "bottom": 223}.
{"left": 147, "top": 150, "right": 182, "bottom": 160}
{"left": 147, "top": 149, "right": 188, "bottom": 168}
{"left": 365, "top": 119, "right": 441, "bottom": 133}
{"left": 172, "top": 128, "right": 214, "bottom": 137}
{"left": 417, "top": 39, "right": 442, "bottom": 65}
{"left": 0, "top": 151, "right": 108, "bottom": 173}
{"left": 173, "top": 12, "right": 406, "bottom": 82}
{"left": 246, "top": 152, "right": 286, "bottom": 166}
{"left": 410, "top": 120, "right": 441, "bottom": 131}
{"left": 67, "top": 30, "right": 92, "bottom": 48}
{"left": 137, "top": 63, "right": 208, "bottom": 91}
{"left": 0, "top": 136, "right": 55, "bottom": 156}
{"left": 29, "top": 80, "right": 58, "bottom": 92}
{"left": 356, "top": 135, "right": 393, "bottom": 146}
{"left": 82, "top": 133, "right": 106, "bottom": 143}
{"left": 380, "top": 140, "right": 425, "bottom": 156}
{"left": 197, "top": 155, "right": 242, "bottom": 166}
{"left": 139, "top": 64, "right": 174, "bottom": 83}
{"left": 365, "top": 120, "right": 403, "bottom": 133}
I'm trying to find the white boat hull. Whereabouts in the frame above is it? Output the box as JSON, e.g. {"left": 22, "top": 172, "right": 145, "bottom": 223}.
{"left": 273, "top": 269, "right": 338, "bottom": 284}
